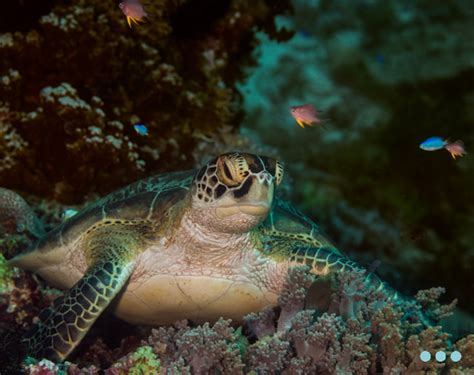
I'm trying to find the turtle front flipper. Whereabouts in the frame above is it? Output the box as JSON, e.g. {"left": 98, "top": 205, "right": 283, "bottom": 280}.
{"left": 288, "top": 245, "right": 399, "bottom": 300}
{"left": 24, "top": 259, "right": 134, "bottom": 362}
{"left": 287, "top": 245, "right": 437, "bottom": 328}
{"left": 24, "top": 219, "right": 153, "bottom": 362}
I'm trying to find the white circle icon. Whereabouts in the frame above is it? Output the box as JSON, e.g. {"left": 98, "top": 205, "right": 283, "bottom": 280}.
{"left": 435, "top": 351, "right": 446, "bottom": 362}
{"left": 420, "top": 351, "right": 431, "bottom": 362}
{"left": 450, "top": 351, "right": 462, "bottom": 362}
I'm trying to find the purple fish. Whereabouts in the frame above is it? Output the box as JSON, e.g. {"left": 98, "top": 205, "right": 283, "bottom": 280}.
{"left": 289, "top": 104, "right": 321, "bottom": 129}
{"left": 119, "top": 0, "right": 148, "bottom": 28}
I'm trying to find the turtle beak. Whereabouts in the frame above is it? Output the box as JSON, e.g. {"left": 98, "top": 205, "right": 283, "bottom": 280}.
{"left": 238, "top": 204, "right": 270, "bottom": 216}
{"left": 216, "top": 203, "right": 270, "bottom": 218}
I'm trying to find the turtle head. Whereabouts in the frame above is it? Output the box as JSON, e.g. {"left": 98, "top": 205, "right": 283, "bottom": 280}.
{"left": 190, "top": 152, "right": 284, "bottom": 233}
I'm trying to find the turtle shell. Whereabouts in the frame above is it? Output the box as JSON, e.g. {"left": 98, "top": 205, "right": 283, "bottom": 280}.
{"left": 9, "top": 170, "right": 195, "bottom": 277}
{"left": 261, "top": 196, "right": 343, "bottom": 255}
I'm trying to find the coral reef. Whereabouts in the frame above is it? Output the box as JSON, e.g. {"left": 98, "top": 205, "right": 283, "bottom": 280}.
{"left": 109, "top": 346, "right": 161, "bottom": 375}
{"left": 4, "top": 266, "right": 470, "bottom": 373}
{"left": 0, "top": 0, "right": 292, "bottom": 203}
{"left": 144, "top": 319, "right": 245, "bottom": 374}
{"left": 0, "top": 187, "right": 44, "bottom": 241}
{"left": 242, "top": 268, "right": 463, "bottom": 374}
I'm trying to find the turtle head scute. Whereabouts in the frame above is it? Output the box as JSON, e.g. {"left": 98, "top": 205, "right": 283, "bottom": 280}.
{"left": 190, "top": 152, "right": 284, "bottom": 233}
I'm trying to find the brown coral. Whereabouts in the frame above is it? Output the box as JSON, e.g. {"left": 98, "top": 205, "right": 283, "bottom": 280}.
{"left": 415, "top": 287, "right": 457, "bottom": 322}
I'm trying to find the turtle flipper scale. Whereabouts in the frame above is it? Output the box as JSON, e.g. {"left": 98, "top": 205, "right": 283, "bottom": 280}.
{"left": 289, "top": 245, "right": 438, "bottom": 329}
{"left": 290, "top": 245, "right": 358, "bottom": 276}
{"left": 288, "top": 245, "right": 400, "bottom": 301}
{"left": 24, "top": 259, "right": 133, "bottom": 362}
{"left": 22, "top": 219, "right": 154, "bottom": 362}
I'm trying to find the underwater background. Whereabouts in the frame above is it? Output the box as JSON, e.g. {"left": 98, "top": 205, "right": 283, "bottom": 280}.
{"left": 0, "top": 0, "right": 473, "bottom": 373}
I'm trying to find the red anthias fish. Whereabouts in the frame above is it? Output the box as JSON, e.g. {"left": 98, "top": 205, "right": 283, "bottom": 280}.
{"left": 289, "top": 104, "right": 322, "bottom": 129}
{"left": 444, "top": 140, "right": 467, "bottom": 159}
{"left": 119, "top": 0, "right": 148, "bottom": 28}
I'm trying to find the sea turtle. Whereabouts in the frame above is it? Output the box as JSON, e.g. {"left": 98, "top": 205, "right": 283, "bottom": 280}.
{"left": 7, "top": 152, "right": 393, "bottom": 362}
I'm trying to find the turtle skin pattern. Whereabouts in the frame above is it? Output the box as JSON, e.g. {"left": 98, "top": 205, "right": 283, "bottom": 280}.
{"left": 24, "top": 260, "right": 133, "bottom": 362}
{"left": 258, "top": 197, "right": 395, "bottom": 298}
{"left": 24, "top": 218, "right": 156, "bottom": 361}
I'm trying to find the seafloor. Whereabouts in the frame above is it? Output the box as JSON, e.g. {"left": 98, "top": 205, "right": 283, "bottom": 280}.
{"left": 0, "top": 0, "right": 473, "bottom": 374}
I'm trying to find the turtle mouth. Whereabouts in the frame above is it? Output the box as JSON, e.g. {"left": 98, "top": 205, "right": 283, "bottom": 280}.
{"left": 216, "top": 203, "right": 270, "bottom": 218}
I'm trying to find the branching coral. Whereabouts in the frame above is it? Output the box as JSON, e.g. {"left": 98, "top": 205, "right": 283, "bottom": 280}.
{"left": 277, "top": 266, "right": 314, "bottom": 332}
{"left": 144, "top": 318, "right": 245, "bottom": 374}
{"left": 246, "top": 335, "right": 291, "bottom": 373}
{"left": 242, "top": 266, "right": 468, "bottom": 374}
{"left": 244, "top": 307, "right": 276, "bottom": 340}
{"left": 109, "top": 346, "right": 160, "bottom": 375}
{"left": 1, "top": 251, "right": 472, "bottom": 374}
{"left": 451, "top": 334, "right": 474, "bottom": 373}
{"left": 415, "top": 287, "right": 458, "bottom": 322}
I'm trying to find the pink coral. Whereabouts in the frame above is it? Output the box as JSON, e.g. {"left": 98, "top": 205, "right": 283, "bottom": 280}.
{"left": 144, "top": 318, "right": 244, "bottom": 374}
{"left": 245, "top": 267, "right": 461, "bottom": 374}
{"left": 415, "top": 287, "right": 457, "bottom": 322}
{"left": 244, "top": 307, "right": 276, "bottom": 340}
{"left": 277, "top": 266, "right": 314, "bottom": 332}
{"left": 246, "top": 336, "right": 291, "bottom": 373}
{"left": 451, "top": 334, "right": 474, "bottom": 372}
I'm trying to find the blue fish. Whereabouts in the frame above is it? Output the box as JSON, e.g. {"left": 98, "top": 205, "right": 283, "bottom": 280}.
{"left": 62, "top": 209, "right": 78, "bottom": 221}
{"left": 134, "top": 124, "right": 148, "bottom": 136}
{"left": 419, "top": 136, "right": 447, "bottom": 151}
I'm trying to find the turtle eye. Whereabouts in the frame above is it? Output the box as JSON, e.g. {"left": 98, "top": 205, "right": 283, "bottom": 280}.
{"left": 217, "top": 155, "right": 249, "bottom": 187}
{"left": 275, "top": 161, "right": 284, "bottom": 186}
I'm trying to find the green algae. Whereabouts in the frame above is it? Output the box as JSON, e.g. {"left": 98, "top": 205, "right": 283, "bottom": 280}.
{"left": 129, "top": 346, "right": 161, "bottom": 375}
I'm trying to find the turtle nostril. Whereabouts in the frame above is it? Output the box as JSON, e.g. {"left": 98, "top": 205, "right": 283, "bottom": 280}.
{"left": 257, "top": 172, "right": 272, "bottom": 184}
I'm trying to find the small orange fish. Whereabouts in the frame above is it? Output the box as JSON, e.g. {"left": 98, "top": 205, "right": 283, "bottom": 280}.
{"left": 119, "top": 0, "right": 148, "bottom": 28}
{"left": 444, "top": 140, "right": 467, "bottom": 159}
{"left": 289, "top": 104, "right": 321, "bottom": 129}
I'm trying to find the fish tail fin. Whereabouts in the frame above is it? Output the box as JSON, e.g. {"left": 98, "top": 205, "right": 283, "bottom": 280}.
{"left": 296, "top": 119, "right": 305, "bottom": 129}
{"left": 127, "top": 16, "right": 132, "bottom": 27}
